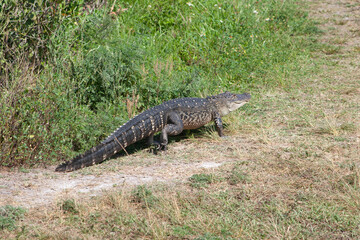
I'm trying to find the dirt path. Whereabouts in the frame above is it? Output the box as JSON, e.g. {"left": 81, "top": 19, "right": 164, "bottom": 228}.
{"left": 0, "top": 152, "right": 223, "bottom": 207}
{"left": 0, "top": 138, "right": 240, "bottom": 207}
{"left": 1, "top": 0, "right": 359, "bottom": 209}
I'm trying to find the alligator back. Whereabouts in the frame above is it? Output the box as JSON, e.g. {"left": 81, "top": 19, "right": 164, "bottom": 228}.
{"left": 55, "top": 97, "right": 212, "bottom": 172}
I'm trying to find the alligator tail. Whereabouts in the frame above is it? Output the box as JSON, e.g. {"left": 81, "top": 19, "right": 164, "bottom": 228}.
{"left": 55, "top": 141, "right": 119, "bottom": 172}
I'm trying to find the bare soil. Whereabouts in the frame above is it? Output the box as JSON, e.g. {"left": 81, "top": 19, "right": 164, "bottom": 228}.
{"left": 1, "top": 0, "right": 359, "bottom": 209}
{"left": 0, "top": 137, "right": 241, "bottom": 207}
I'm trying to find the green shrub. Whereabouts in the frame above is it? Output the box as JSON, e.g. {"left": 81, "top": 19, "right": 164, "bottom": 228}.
{"left": 0, "top": 0, "right": 87, "bottom": 84}
{"left": 71, "top": 43, "right": 141, "bottom": 110}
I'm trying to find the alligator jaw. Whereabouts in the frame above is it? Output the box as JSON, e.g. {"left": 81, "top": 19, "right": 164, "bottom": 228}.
{"left": 228, "top": 101, "right": 248, "bottom": 112}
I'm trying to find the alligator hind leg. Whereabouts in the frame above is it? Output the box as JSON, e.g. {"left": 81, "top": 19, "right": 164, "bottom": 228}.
{"left": 160, "top": 112, "right": 184, "bottom": 151}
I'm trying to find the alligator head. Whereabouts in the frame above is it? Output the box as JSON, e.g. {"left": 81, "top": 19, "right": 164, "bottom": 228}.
{"left": 207, "top": 91, "right": 251, "bottom": 116}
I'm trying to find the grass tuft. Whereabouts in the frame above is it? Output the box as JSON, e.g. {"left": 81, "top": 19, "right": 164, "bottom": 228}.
{"left": 227, "top": 165, "right": 251, "bottom": 185}
{"left": 0, "top": 206, "right": 26, "bottom": 231}
{"left": 131, "top": 185, "right": 158, "bottom": 208}
{"left": 60, "top": 199, "right": 79, "bottom": 214}
{"left": 189, "top": 173, "right": 219, "bottom": 188}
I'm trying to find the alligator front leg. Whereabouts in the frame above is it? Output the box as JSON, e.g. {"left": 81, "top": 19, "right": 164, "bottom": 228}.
{"left": 214, "top": 112, "right": 225, "bottom": 137}
{"left": 147, "top": 134, "right": 161, "bottom": 153}
{"left": 160, "top": 112, "right": 184, "bottom": 150}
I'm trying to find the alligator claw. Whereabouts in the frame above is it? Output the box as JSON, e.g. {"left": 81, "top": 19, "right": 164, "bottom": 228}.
{"left": 160, "top": 144, "right": 168, "bottom": 152}
{"left": 148, "top": 141, "right": 163, "bottom": 155}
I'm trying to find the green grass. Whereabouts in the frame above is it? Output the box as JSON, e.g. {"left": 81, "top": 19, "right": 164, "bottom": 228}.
{"left": 60, "top": 199, "right": 79, "bottom": 214}
{"left": 0, "top": 206, "right": 26, "bottom": 231}
{"left": 0, "top": 0, "right": 317, "bottom": 167}
{"left": 189, "top": 173, "right": 220, "bottom": 188}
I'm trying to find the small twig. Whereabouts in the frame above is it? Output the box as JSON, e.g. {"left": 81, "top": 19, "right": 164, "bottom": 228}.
{"left": 114, "top": 135, "right": 129, "bottom": 156}
{"left": 110, "top": 0, "right": 117, "bottom": 13}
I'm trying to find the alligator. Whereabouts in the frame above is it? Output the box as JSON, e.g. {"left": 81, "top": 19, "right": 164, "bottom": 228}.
{"left": 55, "top": 91, "right": 251, "bottom": 172}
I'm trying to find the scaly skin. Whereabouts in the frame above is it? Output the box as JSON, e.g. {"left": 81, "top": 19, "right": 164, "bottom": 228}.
{"left": 55, "top": 92, "right": 251, "bottom": 172}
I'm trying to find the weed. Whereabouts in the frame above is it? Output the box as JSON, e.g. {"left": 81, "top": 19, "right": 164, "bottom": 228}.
{"left": 60, "top": 199, "right": 79, "bottom": 214}
{"left": 0, "top": 206, "right": 26, "bottom": 231}
{"left": 189, "top": 173, "right": 219, "bottom": 188}
{"left": 131, "top": 185, "right": 158, "bottom": 208}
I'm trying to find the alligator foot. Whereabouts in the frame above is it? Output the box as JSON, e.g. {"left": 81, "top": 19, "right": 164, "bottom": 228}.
{"left": 148, "top": 145, "right": 159, "bottom": 154}
{"left": 149, "top": 142, "right": 167, "bottom": 155}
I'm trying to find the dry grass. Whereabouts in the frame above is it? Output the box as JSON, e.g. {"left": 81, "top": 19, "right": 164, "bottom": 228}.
{"left": 2, "top": 0, "right": 360, "bottom": 239}
{"left": 3, "top": 73, "right": 359, "bottom": 238}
